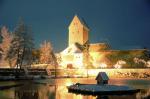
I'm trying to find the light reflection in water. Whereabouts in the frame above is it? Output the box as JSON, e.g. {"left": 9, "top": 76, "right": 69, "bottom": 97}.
{"left": 0, "top": 78, "right": 150, "bottom": 99}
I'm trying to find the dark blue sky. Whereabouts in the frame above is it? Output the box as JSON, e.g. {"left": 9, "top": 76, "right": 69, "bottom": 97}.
{"left": 0, "top": 0, "right": 150, "bottom": 52}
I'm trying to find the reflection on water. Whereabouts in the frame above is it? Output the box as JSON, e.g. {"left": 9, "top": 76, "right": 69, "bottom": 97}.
{"left": 96, "top": 95, "right": 136, "bottom": 99}
{"left": 0, "top": 78, "right": 150, "bottom": 99}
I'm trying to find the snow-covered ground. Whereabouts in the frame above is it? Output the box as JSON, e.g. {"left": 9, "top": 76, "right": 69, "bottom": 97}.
{"left": 69, "top": 84, "right": 135, "bottom": 92}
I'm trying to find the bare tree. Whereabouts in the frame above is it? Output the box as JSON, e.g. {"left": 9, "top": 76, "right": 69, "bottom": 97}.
{"left": 39, "top": 40, "right": 58, "bottom": 77}
{"left": 6, "top": 18, "right": 34, "bottom": 68}
{"left": 0, "top": 26, "right": 12, "bottom": 67}
{"left": 39, "top": 40, "right": 57, "bottom": 68}
{"left": 40, "top": 40, "right": 52, "bottom": 64}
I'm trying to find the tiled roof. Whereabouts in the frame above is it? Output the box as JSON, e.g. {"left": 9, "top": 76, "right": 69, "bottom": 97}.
{"left": 77, "top": 15, "right": 90, "bottom": 30}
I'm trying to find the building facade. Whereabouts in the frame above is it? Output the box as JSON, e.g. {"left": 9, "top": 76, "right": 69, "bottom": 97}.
{"left": 59, "top": 15, "right": 149, "bottom": 69}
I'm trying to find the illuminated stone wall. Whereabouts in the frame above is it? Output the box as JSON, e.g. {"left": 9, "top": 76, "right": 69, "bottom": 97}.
{"left": 89, "top": 43, "right": 110, "bottom": 52}
{"left": 55, "top": 68, "right": 150, "bottom": 78}
{"left": 59, "top": 49, "right": 149, "bottom": 68}
{"left": 60, "top": 53, "right": 84, "bottom": 68}
{"left": 89, "top": 49, "right": 149, "bottom": 68}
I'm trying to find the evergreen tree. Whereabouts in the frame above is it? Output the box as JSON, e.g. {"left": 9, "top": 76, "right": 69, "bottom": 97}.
{"left": 6, "top": 18, "right": 34, "bottom": 68}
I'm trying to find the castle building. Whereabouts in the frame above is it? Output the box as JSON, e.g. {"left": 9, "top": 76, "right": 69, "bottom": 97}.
{"left": 60, "top": 15, "right": 109, "bottom": 68}
{"left": 59, "top": 15, "right": 149, "bottom": 69}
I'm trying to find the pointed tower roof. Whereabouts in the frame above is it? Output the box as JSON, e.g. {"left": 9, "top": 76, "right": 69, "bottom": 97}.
{"left": 69, "top": 15, "right": 90, "bottom": 30}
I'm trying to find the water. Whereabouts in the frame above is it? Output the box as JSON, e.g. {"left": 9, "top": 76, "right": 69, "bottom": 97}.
{"left": 0, "top": 78, "right": 150, "bottom": 99}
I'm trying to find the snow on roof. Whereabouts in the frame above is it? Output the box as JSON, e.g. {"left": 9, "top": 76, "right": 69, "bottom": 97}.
{"left": 90, "top": 43, "right": 107, "bottom": 45}
{"left": 61, "top": 43, "right": 82, "bottom": 54}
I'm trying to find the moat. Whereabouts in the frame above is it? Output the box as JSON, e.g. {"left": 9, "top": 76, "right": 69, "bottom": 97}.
{"left": 0, "top": 78, "right": 150, "bottom": 99}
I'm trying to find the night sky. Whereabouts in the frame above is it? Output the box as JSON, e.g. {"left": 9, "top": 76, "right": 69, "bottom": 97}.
{"left": 0, "top": 0, "right": 150, "bottom": 52}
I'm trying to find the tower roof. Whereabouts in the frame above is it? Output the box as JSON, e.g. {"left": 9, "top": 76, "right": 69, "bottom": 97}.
{"left": 69, "top": 15, "right": 90, "bottom": 30}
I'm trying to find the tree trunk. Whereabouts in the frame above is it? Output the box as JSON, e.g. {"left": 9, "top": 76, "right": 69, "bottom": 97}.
{"left": 16, "top": 48, "right": 20, "bottom": 69}
{"left": 20, "top": 47, "right": 25, "bottom": 69}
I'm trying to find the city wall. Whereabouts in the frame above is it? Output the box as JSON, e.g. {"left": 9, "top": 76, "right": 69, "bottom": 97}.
{"left": 56, "top": 69, "right": 150, "bottom": 78}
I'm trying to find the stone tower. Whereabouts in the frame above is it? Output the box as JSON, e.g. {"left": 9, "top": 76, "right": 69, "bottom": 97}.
{"left": 68, "top": 15, "right": 89, "bottom": 46}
